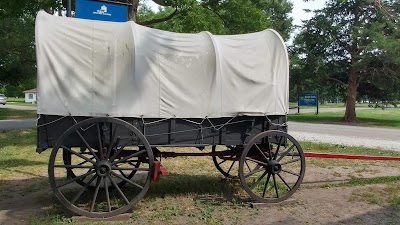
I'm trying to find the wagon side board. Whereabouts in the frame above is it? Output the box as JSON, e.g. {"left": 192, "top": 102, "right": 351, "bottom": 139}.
{"left": 36, "top": 115, "right": 287, "bottom": 153}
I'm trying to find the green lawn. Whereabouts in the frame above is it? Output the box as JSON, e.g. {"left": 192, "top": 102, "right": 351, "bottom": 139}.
{"left": 6, "top": 97, "right": 37, "bottom": 106}
{"left": 289, "top": 108, "right": 400, "bottom": 129}
{"left": 289, "top": 102, "right": 371, "bottom": 109}
{"left": 0, "top": 129, "right": 399, "bottom": 224}
{"left": 0, "top": 108, "right": 37, "bottom": 120}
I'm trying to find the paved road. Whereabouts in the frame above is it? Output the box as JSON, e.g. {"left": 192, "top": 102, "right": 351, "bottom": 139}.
{"left": 0, "top": 104, "right": 37, "bottom": 110}
{"left": 0, "top": 119, "right": 37, "bottom": 130}
{"left": 288, "top": 121, "right": 400, "bottom": 151}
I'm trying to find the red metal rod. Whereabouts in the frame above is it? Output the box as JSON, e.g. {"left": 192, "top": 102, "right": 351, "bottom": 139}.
{"left": 304, "top": 152, "right": 400, "bottom": 161}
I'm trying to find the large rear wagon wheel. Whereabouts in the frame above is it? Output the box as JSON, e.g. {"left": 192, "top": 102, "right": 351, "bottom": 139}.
{"left": 48, "top": 118, "right": 154, "bottom": 218}
{"left": 239, "top": 131, "right": 305, "bottom": 203}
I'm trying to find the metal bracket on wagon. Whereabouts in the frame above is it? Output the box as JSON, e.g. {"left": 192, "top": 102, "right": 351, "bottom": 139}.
{"left": 153, "top": 161, "right": 169, "bottom": 182}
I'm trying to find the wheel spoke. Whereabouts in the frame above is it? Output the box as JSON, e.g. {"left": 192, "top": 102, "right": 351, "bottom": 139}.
{"left": 244, "top": 161, "right": 252, "bottom": 172}
{"left": 112, "top": 149, "right": 147, "bottom": 165}
{"left": 243, "top": 167, "right": 265, "bottom": 178}
{"left": 109, "top": 141, "right": 130, "bottom": 162}
{"left": 267, "top": 136, "right": 273, "bottom": 160}
{"left": 262, "top": 173, "right": 272, "bottom": 198}
{"left": 71, "top": 175, "right": 98, "bottom": 204}
{"left": 250, "top": 170, "right": 268, "bottom": 190}
{"left": 77, "top": 157, "right": 95, "bottom": 166}
{"left": 90, "top": 176, "right": 103, "bottom": 212}
{"left": 76, "top": 130, "right": 100, "bottom": 161}
{"left": 281, "top": 169, "right": 300, "bottom": 177}
{"left": 277, "top": 144, "right": 295, "bottom": 162}
{"left": 106, "top": 125, "right": 119, "bottom": 159}
{"left": 226, "top": 161, "right": 236, "bottom": 175}
{"left": 277, "top": 174, "right": 292, "bottom": 191}
{"left": 280, "top": 157, "right": 301, "bottom": 166}
{"left": 57, "top": 170, "right": 95, "bottom": 188}
{"left": 245, "top": 157, "right": 268, "bottom": 167}
{"left": 97, "top": 124, "right": 104, "bottom": 159}
{"left": 107, "top": 174, "right": 130, "bottom": 205}
{"left": 111, "top": 167, "right": 148, "bottom": 171}
{"left": 254, "top": 144, "right": 269, "bottom": 161}
{"left": 104, "top": 177, "right": 111, "bottom": 212}
{"left": 111, "top": 172, "right": 144, "bottom": 190}
{"left": 272, "top": 174, "right": 279, "bottom": 198}
{"left": 218, "top": 159, "right": 227, "bottom": 166}
{"left": 62, "top": 145, "right": 96, "bottom": 164}
{"left": 274, "top": 136, "right": 284, "bottom": 160}
{"left": 54, "top": 165, "right": 95, "bottom": 169}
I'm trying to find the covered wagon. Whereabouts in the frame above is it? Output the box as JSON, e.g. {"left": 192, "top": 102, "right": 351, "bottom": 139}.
{"left": 35, "top": 11, "right": 305, "bottom": 218}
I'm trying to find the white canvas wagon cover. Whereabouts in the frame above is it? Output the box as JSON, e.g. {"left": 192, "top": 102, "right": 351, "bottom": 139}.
{"left": 35, "top": 11, "right": 289, "bottom": 118}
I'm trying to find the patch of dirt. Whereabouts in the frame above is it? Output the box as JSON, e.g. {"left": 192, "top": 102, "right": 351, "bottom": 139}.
{"left": 0, "top": 164, "right": 399, "bottom": 225}
{"left": 0, "top": 189, "right": 50, "bottom": 225}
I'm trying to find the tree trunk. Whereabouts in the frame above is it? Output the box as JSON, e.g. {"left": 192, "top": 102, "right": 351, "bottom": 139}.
{"left": 344, "top": 4, "right": 360, "bottom": 123}
{"left": 344, "top": 65, "right": 358, "bottom": 122}
{"left": 128, "top": 0, "right": 139, "bottom": 22}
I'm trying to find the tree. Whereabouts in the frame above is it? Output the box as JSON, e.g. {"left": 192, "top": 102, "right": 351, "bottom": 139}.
{"left": 137, "top": 0, "right": 293, "bottom": 37}
{"left": 292, "top": 0, "right": 400, "bottom": 122}
{"left": 0, "top": 0, "right": 60, "bottom": 94}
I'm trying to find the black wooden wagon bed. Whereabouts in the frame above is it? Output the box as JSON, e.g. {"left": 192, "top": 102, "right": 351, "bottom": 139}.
{"left": 35, "top": 11, "right": 305, "bottom": 218}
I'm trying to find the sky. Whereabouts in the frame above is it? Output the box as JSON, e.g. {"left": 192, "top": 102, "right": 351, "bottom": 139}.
{"left": 289, "top": 0, "right": 326, "bottom": 42}
{"left": 290, "top": 0, "right": 326, "bottom": 27}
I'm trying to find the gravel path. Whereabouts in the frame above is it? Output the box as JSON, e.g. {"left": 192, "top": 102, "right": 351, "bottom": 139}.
{"left": 288, "top": 121, "right": 400, "bottom": 151}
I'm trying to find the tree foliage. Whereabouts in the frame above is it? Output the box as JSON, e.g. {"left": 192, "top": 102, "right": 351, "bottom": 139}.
{"left": 292, "top": 0, "right": 400, "bottom": 121}
{"left": 138, "top": 0, "right": 293, "bottom": 38}
{"left": 0, "top": 0, "right": 60, "bottom": 95}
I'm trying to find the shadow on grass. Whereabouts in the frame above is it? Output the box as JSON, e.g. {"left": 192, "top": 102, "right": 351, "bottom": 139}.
{"left": 146, "top": 173, "right": 247, "bottom": 203}
{"left": 324, "top": 205, "right": 400, "bottom": 225}
{"left": 0, "top": 173, "right": 247, "bottom": 224}
{"left": 0, "top": 159, "right": 47, "bottom": 169}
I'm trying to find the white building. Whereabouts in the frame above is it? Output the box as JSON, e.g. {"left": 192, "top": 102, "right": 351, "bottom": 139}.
{"left": 24, "top": 88, "right": 37, "bottom": 103}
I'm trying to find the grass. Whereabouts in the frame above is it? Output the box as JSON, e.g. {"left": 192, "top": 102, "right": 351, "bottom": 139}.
{"left": 350, "top": 181, "right": 400, "bottom": 205}
{"left": 0, "top": 129, "right": 399, "bottom": 224}
{"left": 6, "top": 97, "right": 37, "bottom": 106}
{"left": 0, "top": 108, "right": 37, "bottom": 120}
{"left": 0, "top": 129, "right": 49, "bottom": 198}
{"left": 289, "top": 108, "right": 400, "bottom": 129}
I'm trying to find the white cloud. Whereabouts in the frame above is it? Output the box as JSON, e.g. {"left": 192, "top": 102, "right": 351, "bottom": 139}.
{"left": 288, "top": 0, "right": 326, "bottom": 43}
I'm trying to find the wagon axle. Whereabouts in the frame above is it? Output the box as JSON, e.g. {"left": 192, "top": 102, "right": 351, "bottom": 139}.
{"left": 265, "top": 160, "right": 282, "bottom": 175}
{"left": 95, "top": 161, "right": 112, "bottom": 177}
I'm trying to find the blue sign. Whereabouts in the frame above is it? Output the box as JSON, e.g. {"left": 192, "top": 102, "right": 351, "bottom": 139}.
{"left": 299, "top": 94, "right": 318, "bottom": 106}
{"left": 75, "top": 0, "right": 128, "bottom": 22}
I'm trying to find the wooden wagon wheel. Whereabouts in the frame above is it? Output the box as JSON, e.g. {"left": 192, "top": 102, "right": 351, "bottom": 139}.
{"left": 62, "top": 145, "right": 141, "bottom": 188}
{"left": 211, "top": 145, "right": 241, "bottom": 179}
{"left": 239, "top": 130, "right": 305, "bottom": 203}
{"left": 48, "top": 117, "right": 154, "bottom": 218}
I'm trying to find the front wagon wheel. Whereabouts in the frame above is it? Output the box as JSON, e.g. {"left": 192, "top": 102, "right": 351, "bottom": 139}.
{"left": 48, "top": 118, "right": 154, "bottom": 218}
{"left": 239, "top": 131, "right": 305, "bottom": 203}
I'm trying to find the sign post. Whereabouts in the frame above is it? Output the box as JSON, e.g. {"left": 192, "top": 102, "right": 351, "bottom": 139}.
{"left": 75, "top": 0, "right": 129, "bottom": 22}
{"left": 298, "top": 93, "right": 319, "bottom": 114}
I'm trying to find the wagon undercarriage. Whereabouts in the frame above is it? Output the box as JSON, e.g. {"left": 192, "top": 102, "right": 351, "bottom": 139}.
{"left": 38, "top": 116, "right": 305, "bottom": 218}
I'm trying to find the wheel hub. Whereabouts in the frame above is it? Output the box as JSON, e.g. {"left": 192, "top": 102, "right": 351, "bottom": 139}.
{"left": 266, "top": 160, "right": 282, "bottom": 174}
{"left": 96, "top": 161, "right": 112, "bottom": 177}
